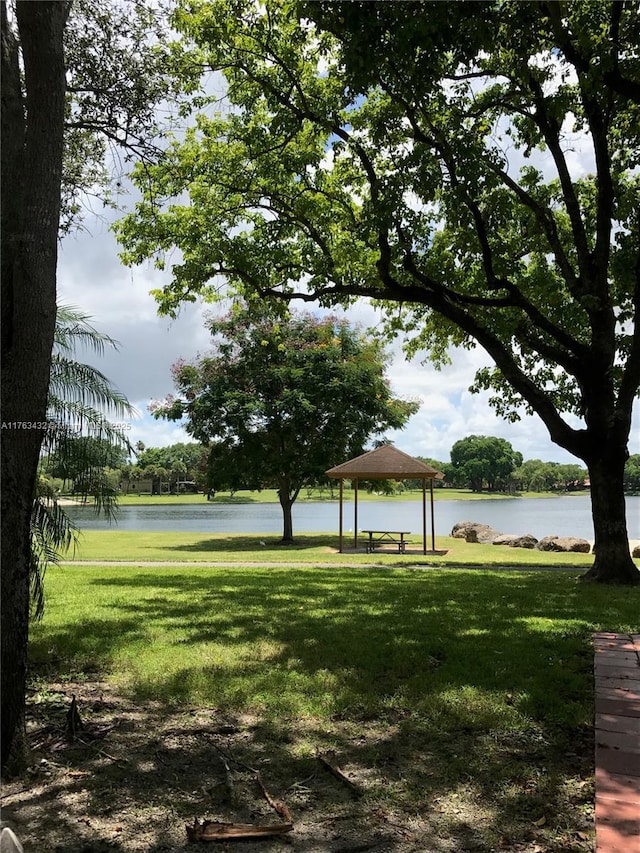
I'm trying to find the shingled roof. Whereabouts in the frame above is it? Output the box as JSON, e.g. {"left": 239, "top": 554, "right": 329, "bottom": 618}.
{"left": 326, "top": 445, "right": 444, "bottom": 480}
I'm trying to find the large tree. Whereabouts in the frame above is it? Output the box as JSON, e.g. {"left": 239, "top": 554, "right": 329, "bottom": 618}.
{"left": 450, "top": 435, "right": 523, "bottom": 493}
{"left": 1, "top": 0, "right": 70, "bottom": 773}
{"left": 117, "top": 0, "right": 640, "bottom": 583}
{"left": 1, "top": 0, "right": 175, "bottom": 771}
{"left": 152, "top": 308, "right": 418, "bottom": 541}
{"left": 136, "top": 442, "right": 207, "bottom": 490}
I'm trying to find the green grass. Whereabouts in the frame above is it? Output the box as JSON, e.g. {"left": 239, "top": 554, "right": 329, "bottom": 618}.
{"left": 30, "top": 559, "right": 639, "bottom": 850}
{"left": 32, "top": 563, "right": 638, "bottom": 721}
{"left": 68, "top": 529, "right": 602, "bottom": 568}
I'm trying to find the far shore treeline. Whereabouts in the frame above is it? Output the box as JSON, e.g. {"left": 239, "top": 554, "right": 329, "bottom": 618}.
{"left": 39, "top": 437, "right": 640, "bottom": 499}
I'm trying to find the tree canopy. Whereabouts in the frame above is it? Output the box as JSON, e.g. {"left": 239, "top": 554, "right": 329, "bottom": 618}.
{"left": 511, "top": 458, "right": 588, "bottom": 493}
{"left": 136, "top": 442, "right": 205, "bottom": 475}
{"left": 61, "top": 0, "right": 182, "bottom": 231}
{"left": 624, "top": 454, "right": 640, "bottom": 494}
{"left": 152, "top": 307, "right": 418, "bottom": 541}
{"left": 449, "top": 435, "right": 523, "bottom": 493}
{"left": 116, "top": 0, "right": 640, "bottom": 583}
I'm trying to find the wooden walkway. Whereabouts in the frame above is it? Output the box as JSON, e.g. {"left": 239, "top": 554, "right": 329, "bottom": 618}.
{"left": 593, "top": 632, "right": 640, "bottom": 853}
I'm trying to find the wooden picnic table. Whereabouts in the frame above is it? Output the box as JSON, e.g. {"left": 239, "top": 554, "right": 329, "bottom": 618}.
{"left": 362, "top": 530, "right": 411, "bottom": 553}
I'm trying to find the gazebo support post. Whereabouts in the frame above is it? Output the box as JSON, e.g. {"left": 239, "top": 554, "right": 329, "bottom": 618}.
{"left": 339, "top": 479, "right": 344, "bottom": 553}
{"left": 354, "top": 478, "right": 359, "bottom": 550}
{"left": 422, "top": 477, "right": 427, "bottom": 554}
{"left": 430, "top": 478, "right": 435, "bottom": 551}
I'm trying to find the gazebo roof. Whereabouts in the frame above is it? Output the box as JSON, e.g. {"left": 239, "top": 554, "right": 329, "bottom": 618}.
{"left": 326, "top": 444, "right": 444, "bottom": 480}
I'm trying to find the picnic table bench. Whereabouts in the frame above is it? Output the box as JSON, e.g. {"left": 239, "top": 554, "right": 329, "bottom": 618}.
{"left": 362, "top": 530, "right": 411, "bottom": 553}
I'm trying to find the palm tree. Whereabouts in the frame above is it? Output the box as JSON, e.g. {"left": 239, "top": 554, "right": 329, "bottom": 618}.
{"left": 31, "top": 305, "right": 136, "bottom": 618}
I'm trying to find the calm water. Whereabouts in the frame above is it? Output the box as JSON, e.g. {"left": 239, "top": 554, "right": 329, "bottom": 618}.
{"left": 65, "top": 494, "right": 640, "bottom": 541}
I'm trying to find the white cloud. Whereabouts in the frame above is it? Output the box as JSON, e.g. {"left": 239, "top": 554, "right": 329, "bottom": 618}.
{"left": 383, "top": 349, "right": 596, "bottom": 465}
{"left": 58, "top": 223, "right": 213, "bottom": 406}
{"left": 127, "top": 408, "right": 193, "bottom": 454}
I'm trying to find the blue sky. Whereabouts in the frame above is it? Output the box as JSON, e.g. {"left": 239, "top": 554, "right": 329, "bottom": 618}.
{"left": 57, "top": 206, "right": 638, "bottom": 467}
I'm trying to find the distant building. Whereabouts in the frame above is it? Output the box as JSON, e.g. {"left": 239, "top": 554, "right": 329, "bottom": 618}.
{"left": 176, "top": 480, "right": 199, "bottom": 494}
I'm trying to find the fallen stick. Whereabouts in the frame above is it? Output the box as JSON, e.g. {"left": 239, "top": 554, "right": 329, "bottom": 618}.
{"left": 90, "top": 745, "right": 127, "bottom": 764}
{"left": 255, "top": 771, "right": 293, "bottom": 823}
{"left": 317, "top": 753, "right": 362, "bottom": 797}
{"left": 186, "top": 818, "right": 293, "bottom": 842}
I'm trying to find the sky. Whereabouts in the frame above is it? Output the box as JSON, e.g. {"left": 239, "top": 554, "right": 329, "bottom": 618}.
{"left": 57, "top": 204, "right": 639, "bottom": 468}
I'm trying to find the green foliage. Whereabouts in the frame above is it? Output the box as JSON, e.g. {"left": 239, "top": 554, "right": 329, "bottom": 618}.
{"left": 152, "top": 306, "right": 418, "bottom": 537}
{"left": 450, "top": 435, "right": 523, "bottom": 492}
{"left": 115, "top": 1, "right": 639, "bottom": 430}
{"left": 401, "top": 456, "right": 448, "bottom": 489}
{"left": 31, "top": 306, "right": 135, "bottom": 618}
{"left": 61, "top": 0, "right": 182, "bottom": 232}
{"left": 624, "top": 454, "right": 640, "bottom": 493}
{"left": 133, "top": 441, "right": 207, "bottom": 491}
{"left": 512, "top": 459, "right": 588, "bottom": 493}
{"left": 136, "top": 442, "right": 203, "bottom": 472}
{"left": 43, "top": 436, "right": 129, "bottom": 481}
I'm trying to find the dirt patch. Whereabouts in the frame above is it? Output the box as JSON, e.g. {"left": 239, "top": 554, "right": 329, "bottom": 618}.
{"left": 2, "top": 681, "right": 594, "bottom": 853}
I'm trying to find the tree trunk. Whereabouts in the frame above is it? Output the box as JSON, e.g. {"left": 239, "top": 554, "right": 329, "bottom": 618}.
{"left": 582, "top": 444, "right": 640, "bottom": 585}
{"left": 1, "top": 0, "right": 70, "bottom": 772}
{"left": 278, "top": 488, "right": 295, "bottom": 544}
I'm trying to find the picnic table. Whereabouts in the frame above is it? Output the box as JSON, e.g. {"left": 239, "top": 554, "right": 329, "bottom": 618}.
{"left": 362, "top": 530, "right": 411, "bottom": 553}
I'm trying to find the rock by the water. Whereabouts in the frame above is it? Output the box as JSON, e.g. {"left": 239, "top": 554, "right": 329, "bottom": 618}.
{"left": 452, "top": 522, "right": 596, "bottom": 552}
{"left": 450, "top": 521, "right": 502, "bottom": 543}
{"left": 492, "top": 534, "right": 515, "bottom": 546}
{"left": 492, "top": 533, "right": 538, "bottom": 549}
{"left": 451, "top": 521, "right": 478, "bottom": 538}
{"left": 535, "top": 536, "right": 591, "bottom": 553}
{"left": 632, "top": 543, "right": 640, "bottom": 558}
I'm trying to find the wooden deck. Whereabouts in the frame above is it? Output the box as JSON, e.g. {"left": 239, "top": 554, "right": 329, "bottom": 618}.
{"left": 593, "top": 632, "right": 640, "bottom": 853}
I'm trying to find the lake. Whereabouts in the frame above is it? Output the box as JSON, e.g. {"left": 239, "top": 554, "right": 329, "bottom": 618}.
{"left": 65, "top": 494, "right": 640, "bottom": 541}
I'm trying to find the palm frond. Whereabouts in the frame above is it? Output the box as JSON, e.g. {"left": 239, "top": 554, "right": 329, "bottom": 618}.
{"left": 30, "top": 304, "right": 135, "bottom": 619}
{"left": 30, "top": 489, "right": 77, "bottom": 620}
{"left": 49, "top": 355, "right": 137, "bottom": 419}
{"left": 53, "top": 304, "right": 119, "bottom": 358}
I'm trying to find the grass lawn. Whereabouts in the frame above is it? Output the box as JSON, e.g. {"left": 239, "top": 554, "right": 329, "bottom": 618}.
{"left": 68, "top": 529, "right": 600, "bottom": 568}
{"left": 26, "top": 558, "right": 639, "bottom": 851}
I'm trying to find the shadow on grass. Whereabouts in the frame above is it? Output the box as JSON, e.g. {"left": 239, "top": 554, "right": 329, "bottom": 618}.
{"left": 166, "top": 533, "right": 339, "bottom": 553}
{"left": 28, "top": 566, "right": 639, "bottom": 850}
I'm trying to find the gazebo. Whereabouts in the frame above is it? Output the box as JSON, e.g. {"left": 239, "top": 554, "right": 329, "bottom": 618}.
{"left": 326, "top": 445, "right": 444, "bottom": 554}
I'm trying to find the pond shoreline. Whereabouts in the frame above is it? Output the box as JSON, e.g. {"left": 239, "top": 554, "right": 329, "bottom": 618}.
{"left": 60, "top": 493, "right": 640, "bottom": 543}
{"left": 57, "top": 489, "right": 599, "bottom": 507}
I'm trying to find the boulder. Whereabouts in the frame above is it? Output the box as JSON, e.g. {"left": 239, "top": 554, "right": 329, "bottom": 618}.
{"left": 492, "top": 534, "right": 519, "bottom": 546}
{"left": 535, "top": 536, "right": 591, "bottom": 553}
{"left": 451, "top": 521, "right": 502, "bottom": 544}
{"left": 493, "top": 533, "right": 538, "bottom": 549}
{"left": 633, "top": 543, "right": 640, "bottom": 559}
{"left": 451, "top": 521, "right": 478, "bottom": 539}
{"left": 511, "top": 533, "right": 539, "bottom": 549}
